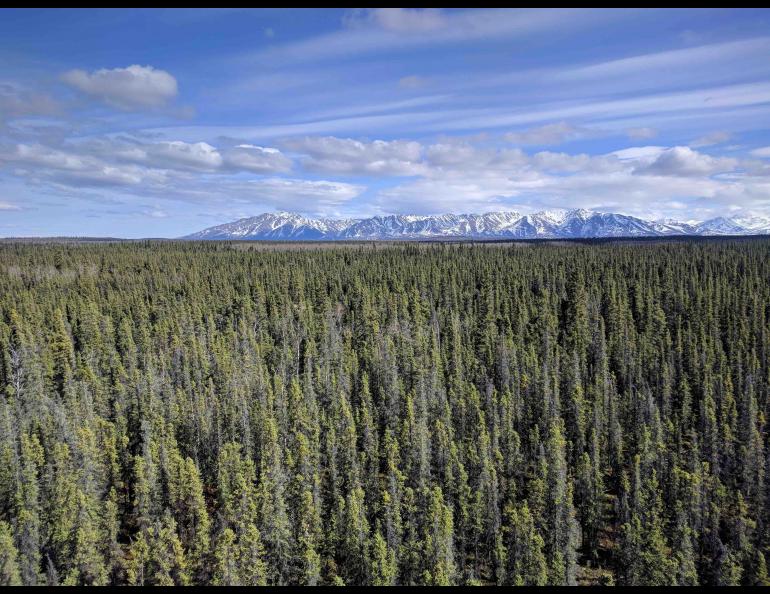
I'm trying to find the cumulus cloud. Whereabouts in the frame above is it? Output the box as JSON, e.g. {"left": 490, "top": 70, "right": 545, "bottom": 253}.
{"left": 423, "top": 141, "right": 622, "bottom": 176}
{"left": 61, "top": 65, "right": 178, "bottom": 110}
{"left": 1, "top": 143, "right": 168, "bottom": 187}
{"left": 284, "top": 136, "right": 425, "bottom": 176}
{"left": 5, "top": 136, "right": 293, "bottom": 178}
{"left": 532, "top": 151, "right": 620, "bottom": 174}
{"left": 612, "top": 146, "right": 667, "bottom": 161}
{"left": 0, "top": 138, "right": 361, "bottom": 215}
{"left": 224, "top": 144, "right": 293, "bottom": 173}
{"left": 425, "top": 142, "right": 494, "bottom": 168}
{"left": 146, "top": 141, "right": 223, "bottom": 170}
{"left": 376, "top": 157, "right": 768, "bottom": 219}
{"left": 367, "top": 139, "right": 769, "bottom": 218}
{"left": 426, "top": 142, "right": 528, "bottom": 171}
{"left": 100, "top": 140, "right": 223, "bottom": 171}
{"left": 634, "top": 146, "right": 737, "bottom": 177}
{"left": 132, "top": 140, "right": 292, "bottom": 174}
{"left": 270, "top": 135, "right": 764, "bottom": 217}
{"left": 3, "top": 128, "right": 768, "bottom": 222}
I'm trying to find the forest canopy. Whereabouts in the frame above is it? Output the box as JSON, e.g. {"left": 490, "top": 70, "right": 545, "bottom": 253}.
{"left": 0, "top": 239, "right": 768, "bottom": 586}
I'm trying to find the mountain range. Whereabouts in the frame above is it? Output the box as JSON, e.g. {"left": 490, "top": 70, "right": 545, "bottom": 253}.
{"left": 184, "top": 209, "right": 770, "bottom": 241}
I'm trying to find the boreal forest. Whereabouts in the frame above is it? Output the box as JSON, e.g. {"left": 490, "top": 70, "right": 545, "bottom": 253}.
{"left": 0, "top": 238, "right": 768, "bottom": 586}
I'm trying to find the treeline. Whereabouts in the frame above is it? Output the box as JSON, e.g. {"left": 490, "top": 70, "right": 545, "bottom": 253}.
{"left": 0, "top": 239, "right": 768, "bottom": 586}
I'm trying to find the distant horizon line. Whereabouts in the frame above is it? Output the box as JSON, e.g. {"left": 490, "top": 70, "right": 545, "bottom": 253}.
{"left": 3, "top": 235, "right": 770, "bottom": 243}
{"left": 4, "top": 207, "right": 770, "bottom": 240}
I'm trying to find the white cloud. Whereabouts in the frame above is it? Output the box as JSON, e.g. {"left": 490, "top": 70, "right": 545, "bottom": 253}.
{"left": 532, "top": 151, "right": 619, "bottom": 174}
{"left": 426, "top": 142, "right": 529, "bottom": 171}
{"left": 750, "top": 146, "right": 770, "bottom": 158}
{"left": 4, "top": 128, "right": 769, "bottom": 222}
{"left": 376, "top": 157, "right": 769, "bottom": 220}
{"left": 1, "top": 143, "right": 168, "bottom": 187}
{"left": 61, "top": 65, "right": 178, "bottom": 110}
{"left": 16, "top": 137, "right": 292, "bottom": 178}
{"left": 0, "top": 138, "right": 357, "bottom": 215}
{"left": 147, "top": 141, "right": 222, "bottom": 170}
{"left": 98, "top": 140, "right": 223, "bottom": 171}
{"left": 612, "top": 146, "right": 667, "bottom": 161}
{"left": 425, "top": 142, "right": 492, "bottom": 168}
{"left": 224, "top": 144, "right": 292, "bottom": 173}
{"left": 268, "top": 136, "right": 759, "bottom": 218}
{"left": 284, "top": 136, "right": 425, "bottom": 176}
{"left": 634, "top": 146, "right": 737, "bottom": 177}
{"left": 370, "top": 139, "right": 770, "bottom": 219}
{"left": 0, "top": 201, "right": 21, "bottom": 211}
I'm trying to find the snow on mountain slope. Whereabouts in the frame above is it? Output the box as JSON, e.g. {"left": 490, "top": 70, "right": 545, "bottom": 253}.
{"left": 183, "top": 210, "right": 770, "bottom": 240}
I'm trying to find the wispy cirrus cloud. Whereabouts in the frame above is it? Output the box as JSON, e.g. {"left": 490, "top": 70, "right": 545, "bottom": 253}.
{"left": 243, "top": 8, "right": 628, "bottom": 66}
{"left": 504, "top": 122, "right": 596, "bottom": 145}
{"left": 555, "top": 37, "right": 770, "bottom": 83}
{"left": 140, "top": 81, "right": 770, "bottom": 143}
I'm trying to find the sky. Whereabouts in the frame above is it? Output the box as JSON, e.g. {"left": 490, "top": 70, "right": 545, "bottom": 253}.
{"left": 1, "top": 8, "right": 770, "bottom": 237}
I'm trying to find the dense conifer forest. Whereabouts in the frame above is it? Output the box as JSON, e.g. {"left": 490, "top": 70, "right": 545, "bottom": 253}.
{"left": 0, "top": 238, "right": 768, "bottom": 586}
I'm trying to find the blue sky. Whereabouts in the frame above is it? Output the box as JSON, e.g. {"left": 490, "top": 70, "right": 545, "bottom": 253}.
{"left": 1, "top": 8, "right": 770, "bottom": 237}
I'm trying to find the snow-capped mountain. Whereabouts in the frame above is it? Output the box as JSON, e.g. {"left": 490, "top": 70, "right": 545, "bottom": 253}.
{"left": 695, "top": 215, "right": 770, "bottom": 235}
{"left": 183, "top": 210, "right": 770, "bottom": 241}
{"left": 186, "top": 212, "right": 356, "bottom": 240}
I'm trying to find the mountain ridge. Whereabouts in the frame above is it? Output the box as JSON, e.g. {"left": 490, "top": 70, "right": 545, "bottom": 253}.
{"left": 184, "top": 209, "right": 770, "bottom": 240}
